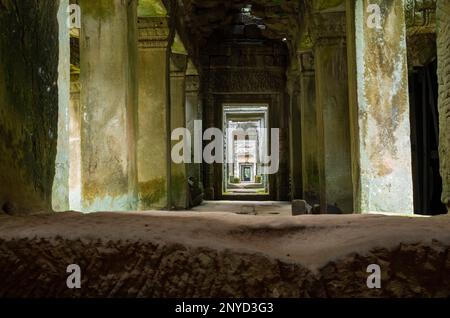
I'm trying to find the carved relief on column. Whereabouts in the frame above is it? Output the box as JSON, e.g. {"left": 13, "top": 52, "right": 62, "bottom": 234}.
{"left": 405, "top": 0, "right": 437, "bottom": 35}
{"left": 185, "top": 61, "right": 201, "bottom": 128}
{"left": 138, "top": 17, "right": 170, "bottom": 49}
{"left": 299, "top": 50, "right": 315, "bottom": 75}
{"left": 286, "top": 59, "right": 302, "bottom": 200}
{"left": 405, "top": 0, "right": 437, "bottom": 68}
{"left": 170, "top": 53, "right": 188, "bottom": 209}
{"left": 311, "top": 9, "right": 353, "bottom": 213}
{"left": 437, "top": 0, "right": 450, "bottom": 210}
{"left": 136, "top": 16, "right": 172, "bottom": 210}
{"left": 310, "top": 11, "right": 347, "bottom": 48}
{"left": 298, "top": 50, "right": 319, "bottom": 204}
{"left": 185, "top": 60, "right": 203, "bottom": 207}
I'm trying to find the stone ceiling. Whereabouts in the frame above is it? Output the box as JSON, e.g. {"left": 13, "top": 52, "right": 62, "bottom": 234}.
{"left": 144, "top": 0, "right": 437, "bottom": 70}
{"left": 180, "top": 0, "right": 305, "bottom": 46}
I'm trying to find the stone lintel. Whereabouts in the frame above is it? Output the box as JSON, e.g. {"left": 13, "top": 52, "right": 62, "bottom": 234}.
{"left": 138, "top": 17, "right": 170, "bottom": 49}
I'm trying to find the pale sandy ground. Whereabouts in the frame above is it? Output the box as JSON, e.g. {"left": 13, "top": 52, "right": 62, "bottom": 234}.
{"left": 1, "top": 201, "right": 449, "bottom": 273}
{"left": 192, "top": 200, "right": 292, "bottom": 215}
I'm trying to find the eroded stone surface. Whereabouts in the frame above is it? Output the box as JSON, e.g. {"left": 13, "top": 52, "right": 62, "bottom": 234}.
{"left": 137, "top": 17, "right": 171, "bottom": 210}
{"left": 0, "top": 212, "right": 449, "bottom": 297}
{"left": 0, "top": 0, "right": 60, "bottom": 214}
{"left": 352, "top": 0, "right": 414, "bottom": 213}
{"left": 78, "top": 0, "right": 138, "bottom": 212}
{"left": 437, "top": 0, "right": 450, "bottom": 209}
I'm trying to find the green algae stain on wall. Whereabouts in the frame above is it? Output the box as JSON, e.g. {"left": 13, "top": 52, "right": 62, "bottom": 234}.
{"left": 138, "top": 0, "right": 167, "bottom": 17}
{"left": 171, "top": 173, "right": 187, "bottom": 209}
{"left": 314, "top": 0, "right": 345, "bottom": 11}
{"left": 139, "top": 177, "right": 167, "bottom": 209}
{"left": 172, "top": 33, "right": 187, "bottom": 55}
{"left": 80, "top": 0, "right": 115, "bottom": 20}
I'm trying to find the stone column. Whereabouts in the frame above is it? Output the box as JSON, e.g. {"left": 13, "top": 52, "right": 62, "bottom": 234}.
{"left": 437, "top": 0, "right": 450, "bottom": 211}
{"left": 79, "top": 0, "right": 138, "bottom": 212}
{"left": 287, "top": 67, "right": 303, "bottom": 200}
{"left": 69, "top": 73, "right": 81, "bottom": 211}
{"left": 52, "top": 0, "right": 71, "bottom": 212}
{"left": 185, "top": 61, "right": 203, "bottom": 207}
{"left": 137, "top": 17, "right": 171, "bottom": 210}
{"left": 347, "top": 0, "right": 414, "bottom": 213}
{"left": 299, "top": 50, "right": 320, "bottom": 205}
{"left": 170, "top": 53, "right": 188, "bottom": 209}
{"left": 313, "top": 11, "right": 353, "bottom": 213}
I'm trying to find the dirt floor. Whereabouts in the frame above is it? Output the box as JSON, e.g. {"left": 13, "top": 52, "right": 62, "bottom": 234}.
{"left": 0, "top": 204, "right": 449, "bottom": 297}
{"left": 192, "top": 200, "right": 292, "bottom": 215}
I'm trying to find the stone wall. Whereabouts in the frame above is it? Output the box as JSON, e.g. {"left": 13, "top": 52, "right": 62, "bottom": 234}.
{"left": 0, "top": 0, "right": 60, "bottom": 214}
{"left": 437, "top": 0, "right": 450, "bottom": 210}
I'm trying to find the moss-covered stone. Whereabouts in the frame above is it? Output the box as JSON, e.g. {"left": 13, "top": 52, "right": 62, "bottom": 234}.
{"left": 171, "top": 173, "right": 187, "bottom": 209}
{"left": 78, "top": 0, "right": 138, "bottom": 212}
{"left": 79, "top": 0, "right": 116, "bottom": 20}
{"left": 0, "top": 0, "right": 60, "bottom": 214}
{"left": 313, "top": 0, "right": 345, "bottom": 11}
{"left": 138, "top": 0, "right": 167, "bottom": 17}
{"left": 139, "top": 177, "right": 167, "bottom": 208}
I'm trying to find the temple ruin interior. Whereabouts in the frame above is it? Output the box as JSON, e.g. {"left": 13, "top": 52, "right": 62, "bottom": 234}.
{"left": 0, "top": 0, "right": 450, "bottom": 298}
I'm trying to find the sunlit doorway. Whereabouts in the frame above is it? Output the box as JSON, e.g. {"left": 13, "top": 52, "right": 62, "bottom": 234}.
{"left": 222, "top": 104, "right": 269, "bottom": 197}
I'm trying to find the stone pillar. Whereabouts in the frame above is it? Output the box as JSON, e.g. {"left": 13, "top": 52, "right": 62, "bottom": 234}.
{"left": 313, "top": 11, "right": 353, "bottom": 213}
{"left": 437, "top": 0, "right": 450, "bottom": 211}
{"left": 299, "top": 51, "right": 320, "bottom": 205}
{"left": 347, "top": 0, "right": 414, "bottom": 213}
{"left": 69, "top": 73, "right": 81, "bottom": 211}
{"left": 52, "top": 0, "right": 71, "bottom": 212}
{"left": 203, "top": 91, "right": 216, "bottom": 200}
{"left": 287, "top": 68, "right": 303, "bottom": 200}
{"left": 79, "top": 0, "right": 138, "bottom": 212}
{"left": 170, "top": 53, "right": 188, "bottom": 209}
{"left": 185, "top": 61, "right": 203, "bottom": 207}
{"left": 0, "top": 1, "right": 63, "bottom": 215}
{"left": 137, "top": 17, "right": 171, "bottom": 210}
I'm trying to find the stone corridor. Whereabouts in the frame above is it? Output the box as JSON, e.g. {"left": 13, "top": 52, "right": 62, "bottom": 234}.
{"left": 1, "top": 0, "right": 449, "bottom": 217}
{"left": 1, "top": 0, "right": 450, "bottom": 299}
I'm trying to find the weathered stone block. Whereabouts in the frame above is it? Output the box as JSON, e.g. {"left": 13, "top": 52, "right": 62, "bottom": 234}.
{"left": 292, "top": 200, "right": 308, "bottom": 215}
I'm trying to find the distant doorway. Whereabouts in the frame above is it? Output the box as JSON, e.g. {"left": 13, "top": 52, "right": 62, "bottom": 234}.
{"left": 222, "top": 104, "right": 269, "bottom": 197}
{"left": 241, "top": 165, "right": 253, "bottom": 182}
